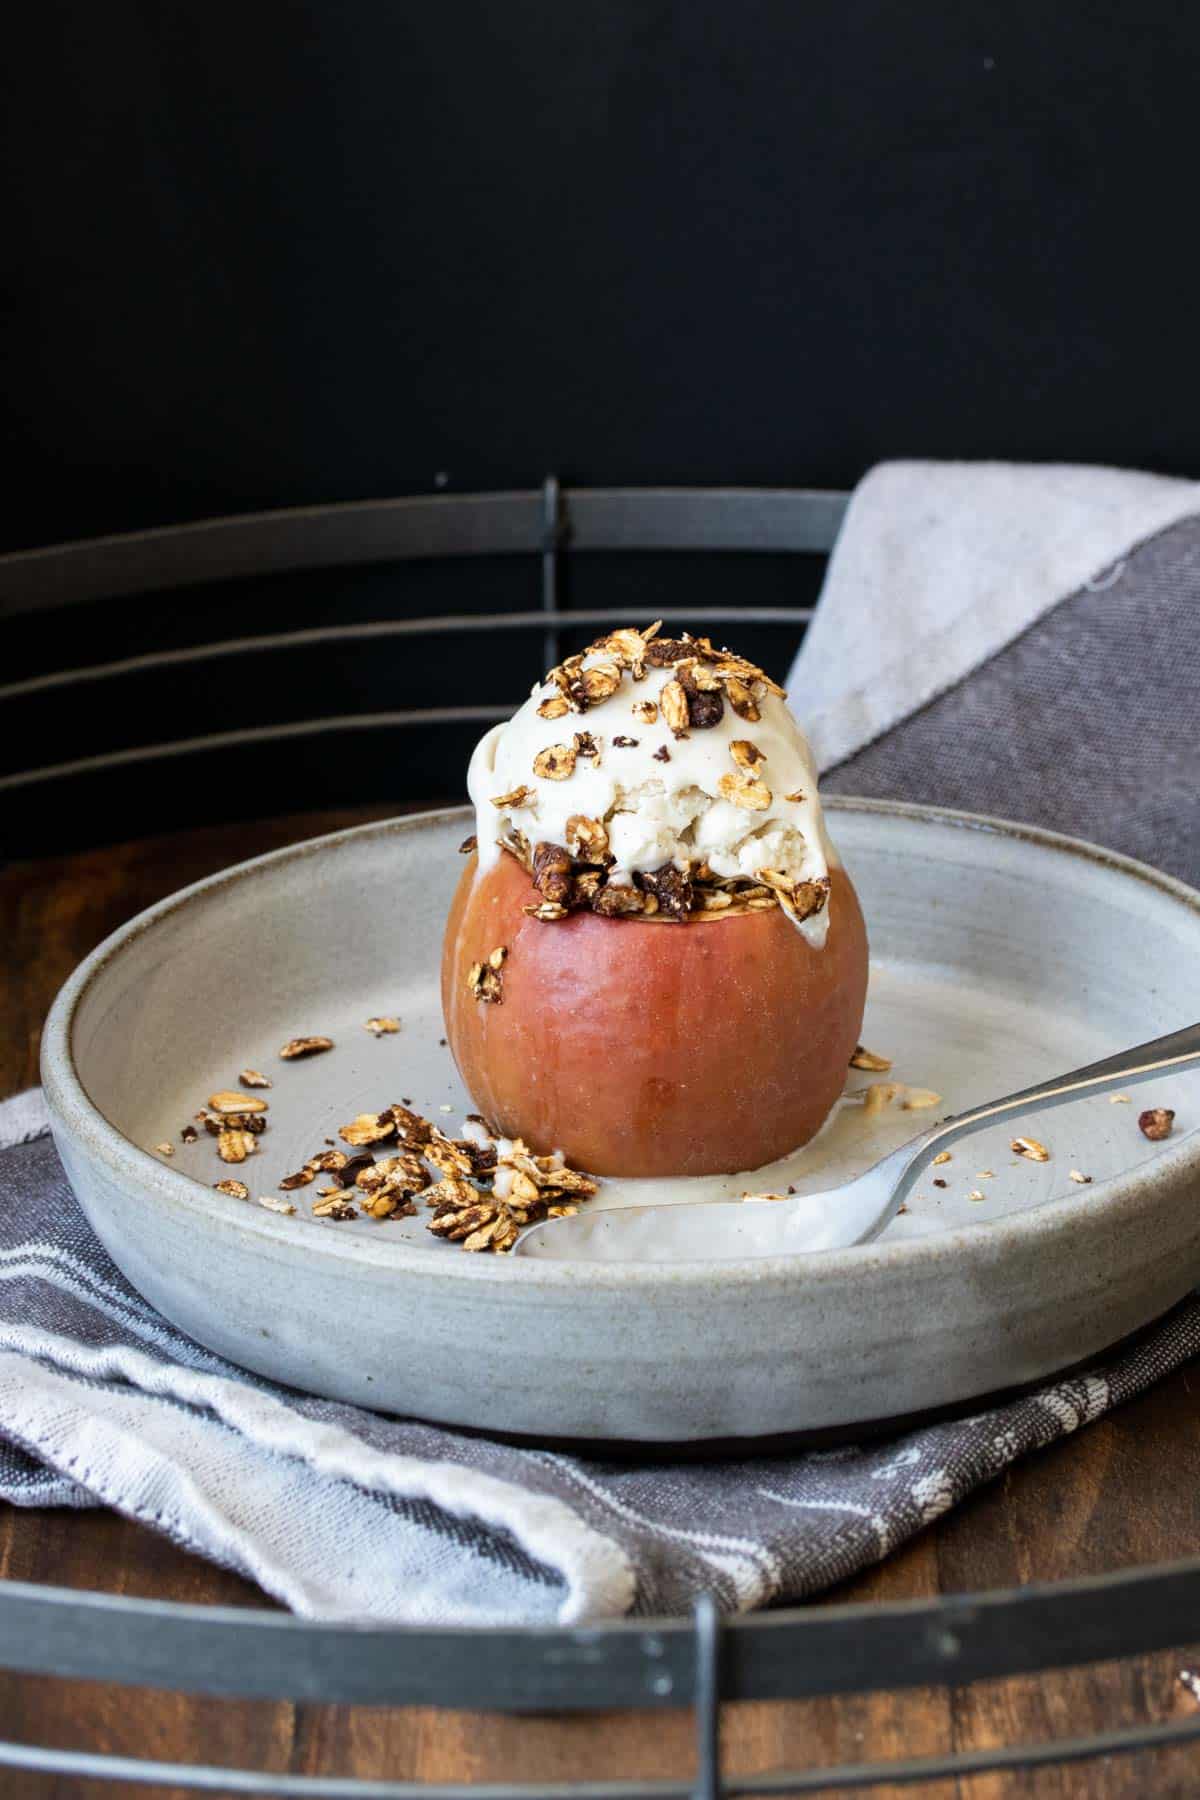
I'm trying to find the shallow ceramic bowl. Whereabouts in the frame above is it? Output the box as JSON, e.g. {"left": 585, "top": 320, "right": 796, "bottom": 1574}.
{"left": 41, "top": 801, "right": 1200, "bottom": 1444}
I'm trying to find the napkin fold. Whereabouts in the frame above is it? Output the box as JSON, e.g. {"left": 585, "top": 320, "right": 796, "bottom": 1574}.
{"left": 5, "top": 459, "right": 1200, "bottom": 1624}
{"left": 788, "top": 458, "right": 1200, "bottom": 780}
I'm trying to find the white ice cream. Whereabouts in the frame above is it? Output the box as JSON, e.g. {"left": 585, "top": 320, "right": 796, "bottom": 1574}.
{"left": 467, "top": 638, "right": 837, "bottom": 945}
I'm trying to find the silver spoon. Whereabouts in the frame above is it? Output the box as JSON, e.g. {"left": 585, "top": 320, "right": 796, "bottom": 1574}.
{"left": 513, "top": 1022, "right": 1200, "bottom": 1263}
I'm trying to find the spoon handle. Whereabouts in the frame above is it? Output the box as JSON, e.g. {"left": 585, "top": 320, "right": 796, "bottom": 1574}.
{"left": 917, "top": 1020, "right": 1200, "bottom": 1160}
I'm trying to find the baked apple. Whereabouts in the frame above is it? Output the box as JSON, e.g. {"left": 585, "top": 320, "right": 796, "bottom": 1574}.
{"left": 442, "top": 623, "right": 868, "bottom": 1179}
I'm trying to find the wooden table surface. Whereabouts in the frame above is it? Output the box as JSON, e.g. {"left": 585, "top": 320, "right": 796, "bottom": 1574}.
{"left": 1, "top": 808, "right": 1198, "bottom": 1800}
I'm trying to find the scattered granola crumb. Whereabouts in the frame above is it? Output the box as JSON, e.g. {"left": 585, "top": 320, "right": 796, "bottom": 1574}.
{"left": 459, "top": 834, "right": 478, "bottom": 854}
{"left": 334, "top": 1153, "right": 374, "bottom": 1187}
{"left": 313, "top": 1195, "right": 358, "bottom": 1220}
{"left": 210, "top": 1077, "right": 601, "bottom": 1252}
{"left": 976, "top": 1170, "right": 995, "bottom": 1179}
{"left": 933, "top": 1178, "right": 948, "bottom": 1189}
{"left": 217, "top": 1129, "right": 258, "bottom": 1164}
{"left": 901, "top": 1087, "right": 942, "bottom": 1111}
{"left": 339, "top": 1112, "right": 397, "bottom": 1147}
{"left": 278, "top": 1166, "right": 316, "bottom": 1191}
{"left": 849, "top": 1045, "right": 893, "bottom": 1072}
{"left": 208, "top": 1090, "right": 269, "bottom": 1115}
{"left": 612, "top": 735, "right": 639, "bottom": 748}
{"left": 279, "top": 1036, "right": 334, "bottom": 1060}
{"left": 898, "top": 1203, "right": 910, "bottom": 1214}
{"left": 1139, "top": 1107, "right": 1175, "bottom": 1140}
{"left": 180, "top": 1124, "right": 198, "bottom": 1145}
{"left": 1109, "top": 1094, "right": 1131, "bottom": 1104}
{"left": 652, "top": 745, "right": 671, "bottom": 763}
{"left": 365, "top": 1016, "right": 401, "bottom": 1037}
{"left": 154, "top": 1141, "right": 174, "bottom": 1157}
{"left": 1011, "top": 1136, "right": 1050, "bottom": 1162}
{"left": 238, "top": 1069, "right": 272, "bottom": 1090}
{"left": 932, "top": 1150, "right": 951, "bottom": 1165}
{"left": 968, "top": 1189, "right": 985, "bottom": 1202}
{"left": 1069, "top": 1169, "right": 1092, "bottom": 1184}
{"left": 861, "top": 1082, "right": 901, "bottom": 1117}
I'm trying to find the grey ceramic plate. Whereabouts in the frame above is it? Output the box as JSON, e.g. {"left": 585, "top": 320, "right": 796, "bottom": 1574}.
{"left": 41, "top": 801, "right": 1200, "bottom": 1443}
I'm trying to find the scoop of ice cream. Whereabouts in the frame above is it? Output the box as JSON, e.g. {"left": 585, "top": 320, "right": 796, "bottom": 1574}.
{"left": 467, "top": 625, "right": 836, "bottom": 943}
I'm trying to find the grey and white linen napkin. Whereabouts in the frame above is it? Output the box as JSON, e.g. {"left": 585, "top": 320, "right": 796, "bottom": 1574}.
{"left": 3, "top": 459, "right": 1199, "bottom": 1626}
{"left": 787, "top": 459, "right": 1200, "bottom": 882}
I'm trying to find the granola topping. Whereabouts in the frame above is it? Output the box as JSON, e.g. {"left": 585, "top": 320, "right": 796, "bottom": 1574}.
{"left": 467, "top": 945, "right": 507, "bottom": 1004}
{"left": 468, "top": 623, "right": 834, "bottom": 943}
{"left": 717, "top": 770, "right": 772, "bottom": 812}
{"left": 636, "top": 862, "right": 693, "bottom": 920}
{"left": 491, "top": 784, "right": 535, "bottom": 811}
{"left": 533, "top": 743, "right": 577, "bottom": 781}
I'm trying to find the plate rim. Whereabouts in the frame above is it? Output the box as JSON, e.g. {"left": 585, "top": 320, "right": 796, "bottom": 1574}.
{"left": 41, "top": 798, "right": 1200, "bottom": 1290}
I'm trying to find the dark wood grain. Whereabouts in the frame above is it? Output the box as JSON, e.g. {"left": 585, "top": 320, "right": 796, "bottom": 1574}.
{"left": 1, "top": 810, "right": 1198, "bottom": 1799}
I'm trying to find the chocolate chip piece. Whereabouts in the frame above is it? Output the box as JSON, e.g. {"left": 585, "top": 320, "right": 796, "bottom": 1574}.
{"left": 685, "top": 685, "right": 724, "bottom": 729}
{"left": 636, "top": 862, "right": 693, "bottom": 921}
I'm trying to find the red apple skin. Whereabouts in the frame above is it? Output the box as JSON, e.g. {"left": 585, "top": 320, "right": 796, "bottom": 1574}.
{"left": 442, "top": 852, "right": 869, "bottom": 1179}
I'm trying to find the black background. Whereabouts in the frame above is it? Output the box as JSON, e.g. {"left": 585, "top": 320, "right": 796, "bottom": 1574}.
{"left": 3, "top": 2, "right": 1197, "bottom": 847}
